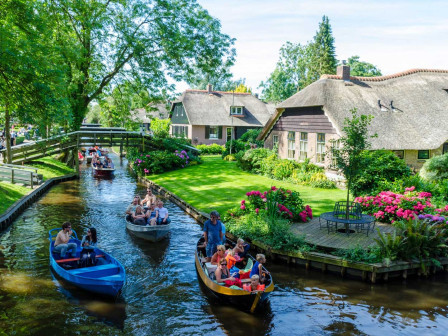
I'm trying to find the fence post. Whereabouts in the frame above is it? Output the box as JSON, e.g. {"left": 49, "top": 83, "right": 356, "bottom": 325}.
{"left": 11, "top": 169, "right": 14, "bottom": 184}
{"left": 30, "top": 171, "right": 33, "bottom": 189}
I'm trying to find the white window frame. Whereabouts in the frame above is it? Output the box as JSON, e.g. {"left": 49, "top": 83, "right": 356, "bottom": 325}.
{"left": 331, "top": 139, "right": 341, "bottom": 166}
{"left": 316, "top": 133, "right": 325, "bottom": 163}
{"left": 299, "top": 132, "right": 308, "bottom": 161}
{"left": 273, "top": 135, "right": 279, "bottom": 151}
{"left": 230, "top": 106, "right": 244, "bottom": 115}
{"left": 287, "top": 131, "right": 295, "bottom": 159}
{"left": 209, "top": 126, "right": 219, "bottom": 139}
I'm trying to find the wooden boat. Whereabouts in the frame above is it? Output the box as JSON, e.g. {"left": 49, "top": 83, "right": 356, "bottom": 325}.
{"left": 92, "top": 166, "right": 115, "bottom": 177}
{"left": 48, "top": 228, "right": 126, "bottom": 297}
{"left": 195, "top": 237, "right": 274, "bottom": 312}
{"left": 86, "top": 155, "right": 93, "bottom": 164}
{"left": 125, "top": 217, "right": 171, "bottom": 242}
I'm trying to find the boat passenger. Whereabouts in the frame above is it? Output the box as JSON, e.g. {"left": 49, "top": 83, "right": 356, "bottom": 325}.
{"left": 203, "top": 210, "right": 223, "bottom": 262}
{"left": 126, "top": 197, "right": 141, "bottom": 222}
{"left": 54, "top": 222, "right": 77, "bottom": 258}
{"left": 156, "top": 201, "right": 171, "bottom": 225}
{"left": 233, "top": 238, "right": 250, "bottom": 259}
{"left": 215, "top": 260, "right": 242, "bottom": 288}
{"left": 142, "top": 188, "right": 157, "bottom": 208}
{"left": 132, "top": 205, "right": 147, "bottom": 225}
{"left": 250, "top": 254, "right": 270, "bottom": 284}
{"left": 225, "top": 248, "right": 237, "bottom": 269}
{"left": 80, "top": 227, "right": 97, "bottom": 267}
{"left": 146, "top": 203, "right": 158, "bottom": 226}
{"left": 210, "top": 245, "right": 226, "bottom": 265}
{"left": 243, "top": 275, "right": 265, "bottom": 292}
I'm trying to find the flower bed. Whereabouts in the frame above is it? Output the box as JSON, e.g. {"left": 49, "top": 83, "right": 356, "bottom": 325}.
{"left": 355, "top": 186, "right": 448, "bottom": 224}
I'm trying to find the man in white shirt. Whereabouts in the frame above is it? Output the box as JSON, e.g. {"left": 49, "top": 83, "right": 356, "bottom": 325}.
{"left": 156, "top": 200, "right": 171, "bottom": 225}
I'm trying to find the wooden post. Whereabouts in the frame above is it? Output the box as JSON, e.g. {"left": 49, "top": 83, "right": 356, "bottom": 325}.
{"left": 402, "top": 269, "right": 407, "bottom": 279}
{"left": 370, "top": 271, "right": 376, "bottom": 283}
{"left": 383, "top": 272, "right": 389, "bottom": 281}
{"left": 321, "top": 263, "right": 327, "bottom": 273}
{"left": 362, "top": 271, "right": 367, "bottom": 281}
{"left": 305, "top": 260, "right": 310, "bottom": 270}
{"left": 110, "top": 132, "right": 112, "bottom": 147}
{"left": 341, "top": 267, "right": 346, "bottom": 278}
{"left": 142, "top": 134, "right": 145, "bottom": 151}
{"left": 11, "top": 169, "right": 14, "bottom": 184}
{"left": 94, "top": 133, "right": 97, "bottom": 146}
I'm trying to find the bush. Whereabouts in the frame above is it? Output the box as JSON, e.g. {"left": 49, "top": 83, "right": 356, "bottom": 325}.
{"left": 259, "top": 153, "right": 279, "bottom": 178}
{"left": 196, "top": 143, "right": 225, "bottom": 155}
{"left": 237, "top": 148, "right": 275, "bottom": 173}
{"left": 350, "top": 150, "right": 411, "bottom": 196}
{"left": 15, "top": 136, "right": 25, "bottom": 145}
{"left": 150, "top": 119, "right": 171, "bottom": 138}
{"left": 310, "top": 179, "right": 337, "bottom": 189}
{"left": 272, "top": 159, "right": 297, "bottom": 180}
{"left": 333, "top": 245, "right": 382, "bottom": 263}
{"left": 223, "top": 154, "right": 236, "bottom": 161}
{"left": 222, "top": 139, "right": 249, "bottom": 157}
{"left": 420, "top": 153, "right": 448, "bottom": 182}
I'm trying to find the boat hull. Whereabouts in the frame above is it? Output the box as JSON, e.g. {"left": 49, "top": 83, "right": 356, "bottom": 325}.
{"left": 93, "top": 167, "right": 115, "bottom": 177}
{"left": 194, "top": 238, "right": 274, "bottom": 312}
{"left": 126, "top": 221, "right": 170, "bottom": 242}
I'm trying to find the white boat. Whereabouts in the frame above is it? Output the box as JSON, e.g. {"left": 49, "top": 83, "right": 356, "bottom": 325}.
{"left": 125, "top": 219, "right": 171, "bottom": 242}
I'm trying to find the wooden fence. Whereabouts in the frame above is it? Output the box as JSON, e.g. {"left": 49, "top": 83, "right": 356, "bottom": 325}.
{"left": 0, "top": 163, "right": 43, "bottom": 188}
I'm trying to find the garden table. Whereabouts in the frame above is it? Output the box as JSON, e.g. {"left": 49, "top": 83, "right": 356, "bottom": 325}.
{"left": 319, "top": 212, "right": 375, "bottom": 236}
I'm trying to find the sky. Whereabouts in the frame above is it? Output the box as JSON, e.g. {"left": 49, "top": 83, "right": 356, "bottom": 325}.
{"left": 176, "top": 0, "right": 448, "bottom": 94}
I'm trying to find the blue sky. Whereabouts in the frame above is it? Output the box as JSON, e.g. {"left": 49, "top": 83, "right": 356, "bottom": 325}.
{"left": 184, "top": 0, "right": 448, "bottom": 94}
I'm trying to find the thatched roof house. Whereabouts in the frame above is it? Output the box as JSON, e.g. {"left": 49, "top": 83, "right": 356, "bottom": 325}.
{"left": 171, "top": 85, "right": 274, "bottom": 145}
{"left": 259, "top": 66, "right": 448, "bottom": 169}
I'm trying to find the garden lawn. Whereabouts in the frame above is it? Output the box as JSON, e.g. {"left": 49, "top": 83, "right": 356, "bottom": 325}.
{"left": 0, "top": 156, "right": 74, "bottom": 214}
{"left": 146, "top": 156, "right": 347, "bottom": 216}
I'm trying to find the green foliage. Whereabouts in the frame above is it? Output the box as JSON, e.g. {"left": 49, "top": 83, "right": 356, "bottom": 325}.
{"left": 222, "top": 139, "right": 249, "bottom": 157}
{"left": 420, "top": 153, "right": 448, "bottom": 182}
{"left": 150, "top": 119, "right": 171, "bottom": 138}
{"left": 309, "top": 179, "right": 337, "bottom": 189}
{"left": 223, "top": 154, "right": 236, "bottom": 161}
{"left": 259, "top": 15, "right": 337, "bottom": 102}
{"left": 273, "top": 160, "right": 297, "bottom": 180}
{"left": 196, "top": 144, "right": 225, "bottom": 155}
{"left": 333, "top": 245, "right": 382, "bottom": 263}
{"left": 350, "top": 150, "right": 411, "bottom": 196}
{"left": 345, "top": 56, "right": 382, "bottom": 77}
{"left": 237, "top": 148, "right": 276, "bottom": 173}
{"left": 238, "top": 129, "right": 262, "bottom": 144}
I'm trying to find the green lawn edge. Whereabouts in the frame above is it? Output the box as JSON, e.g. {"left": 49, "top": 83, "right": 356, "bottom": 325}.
{"left": 0, "top": 157, "right": 74, "bottom": 214}
{"left": 145, "top": 156, "right": 347, "bottom": 216}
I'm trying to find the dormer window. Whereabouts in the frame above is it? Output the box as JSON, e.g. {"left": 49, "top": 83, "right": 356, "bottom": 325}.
{"left": 230, "top": 106, "right": 244, "bottom": 115}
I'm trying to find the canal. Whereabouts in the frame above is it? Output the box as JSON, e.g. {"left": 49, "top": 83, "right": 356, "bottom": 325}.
{"left": 1, "top": 154, "right": 448, "bottom": 335}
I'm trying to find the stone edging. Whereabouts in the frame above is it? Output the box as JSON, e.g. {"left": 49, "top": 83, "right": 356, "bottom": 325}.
{"left": 0, "top": 173, "right": 79, "bottom": 231}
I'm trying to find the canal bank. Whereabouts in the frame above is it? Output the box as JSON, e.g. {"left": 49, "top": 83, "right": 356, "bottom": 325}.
{"left": 2, "top": 153, "right": 448, "bottom": 335}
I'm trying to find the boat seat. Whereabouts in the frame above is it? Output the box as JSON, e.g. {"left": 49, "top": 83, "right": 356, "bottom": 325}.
{"left": 67, "top": 263, "right": 118, "bottom": 275}
{"left": 205, "top": 262, "right": 217, "bottom": 273}
{"left": 98, "top": 274, "right": 123, "bottom": 281}
{"left": 56, "top": 255, "right": 105, "bottom": 264}
{"left": 241, "top": 279, "right": 251, "bottom": 283}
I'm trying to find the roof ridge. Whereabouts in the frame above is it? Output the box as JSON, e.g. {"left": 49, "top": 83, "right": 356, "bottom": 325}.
{"left": 320, "top": 68, "right": 448, "bottom": 82}
{"left": 185, "top": 89, "right": 252, "bottom": 95}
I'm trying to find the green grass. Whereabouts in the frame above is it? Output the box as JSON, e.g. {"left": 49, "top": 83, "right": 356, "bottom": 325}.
{"left": 0, "top": 156, "right": 74, "bottom": 213}
{"left": 146, "top": 156, "right": 347, "bottom": 216}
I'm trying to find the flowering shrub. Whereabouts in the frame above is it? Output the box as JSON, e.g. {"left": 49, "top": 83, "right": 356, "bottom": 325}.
{"left": 230, "top": 186, "right": 312, "bottom": 222}
{"left": 355, "top": 186, "right": 448, "bottom": 224}
{"left": 195, "top": 143, "right": 225, "bottom": 154}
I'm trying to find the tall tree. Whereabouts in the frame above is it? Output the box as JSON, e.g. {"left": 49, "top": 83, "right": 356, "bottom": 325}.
{"left": 48, "top": 0, "right": 235, "bottom": 130}
{"left": 345, "top": 56, "right": 382, "bottom": 77}
{"left": 259, "top": 16, "right": 337, "bottom": 102}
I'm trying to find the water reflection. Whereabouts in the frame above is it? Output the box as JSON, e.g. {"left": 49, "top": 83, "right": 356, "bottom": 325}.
{"left": 0, "top": 154, "right": 448, "bottom": 335}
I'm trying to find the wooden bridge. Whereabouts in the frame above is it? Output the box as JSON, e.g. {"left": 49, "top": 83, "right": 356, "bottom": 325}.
{"left": 0, "top": 126, "right": 155, "bottom": 165}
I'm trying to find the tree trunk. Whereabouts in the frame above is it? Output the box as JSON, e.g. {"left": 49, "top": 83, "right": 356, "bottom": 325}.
{"left": 4, "top": 101, "right": 12, "bottom": 164}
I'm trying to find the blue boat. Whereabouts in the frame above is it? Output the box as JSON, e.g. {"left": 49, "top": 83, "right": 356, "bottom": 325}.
{"left": 48, "top": 228, "right": 126, "bottom": 297}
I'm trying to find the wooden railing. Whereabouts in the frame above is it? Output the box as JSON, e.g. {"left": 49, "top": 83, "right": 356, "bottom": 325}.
{"left": 0, "top": 163, "right": 43, "bottom": 188}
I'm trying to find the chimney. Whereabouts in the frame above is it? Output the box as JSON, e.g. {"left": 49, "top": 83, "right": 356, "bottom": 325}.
{"left": 207, "top": 83, "right": 213, "bottom": 94}
{"left": 337, "top": 61, "right": 350, "bottom": 81}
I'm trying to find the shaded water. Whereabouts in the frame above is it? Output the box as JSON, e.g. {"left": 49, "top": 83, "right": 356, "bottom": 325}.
{"left": 1, "top": 154, "right": 448, "bottom": 335}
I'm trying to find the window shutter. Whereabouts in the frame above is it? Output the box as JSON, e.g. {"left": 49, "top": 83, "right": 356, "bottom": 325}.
{"left": 218, "top": 126, "right": 223, "bottom": 139}
{"left": 205, "top": 126, "right": 210, "bottom": 139}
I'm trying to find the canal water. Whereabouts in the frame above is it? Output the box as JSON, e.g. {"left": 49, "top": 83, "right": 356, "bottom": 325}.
{"left": 1, "top": 154, "right": 448, "bottom": 335}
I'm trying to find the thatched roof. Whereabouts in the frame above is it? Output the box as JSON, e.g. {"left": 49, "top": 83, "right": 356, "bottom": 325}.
{"left": 133, "top": 103, "right": 170, "bottom": 123}
{"left": 259, "top": 69, "right": 448, "bottom": 150}
{"left": 174, "top": 90, "right": 273, "bottom": 127}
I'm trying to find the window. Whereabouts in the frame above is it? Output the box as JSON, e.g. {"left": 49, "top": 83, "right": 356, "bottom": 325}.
{"left": 172, "top": 125, "right": 188, "bottom": 137}
{"left": 230, "top": 106, "right": 244, "bottom": 115}
{"left": 316, "top": 133, "right": 325, "bottom": 163}
{"left": 392, "top": 150, "right": 404, "bottom": 159}
{"left": 443, "top": 143, "right": 448, "bottom": 154}
{"left": 331, "top": 139, "right": 341, "bottom": 166}
{"left": 209, "top": 126, "right": 219, "bottom": 139}
{"left": 173, "top": 104, "right": 183, "bottom": 117}
{"left": 418, "top": 150, "right": 429, "bottom": 160}
{"left": 299, "top": 132, "right": 308, "bottom": 161}
{"left": 273, "top": 135, "right": 279, "bottom": 151}
{"left": 287, "top": 132, "right": 295, "bottom": 159}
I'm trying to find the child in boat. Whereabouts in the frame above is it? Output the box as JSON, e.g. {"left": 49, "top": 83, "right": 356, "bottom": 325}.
{"left": 250, "top": 254, "right": 269, "bottom": 284}
{"left": 243, "top": 275, "right": 265, "bottom": 292}
{"left": 225, "top": 248, "right": 237, "bottom": 269}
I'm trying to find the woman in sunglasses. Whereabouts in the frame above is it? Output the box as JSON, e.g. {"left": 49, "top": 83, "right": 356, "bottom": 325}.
{"left": 215, "top": 260, "right": 242, "bottom": 288}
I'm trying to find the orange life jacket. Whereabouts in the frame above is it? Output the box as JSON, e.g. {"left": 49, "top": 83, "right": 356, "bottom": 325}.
{"left": 243, "top": 284, "right": 265, "bottom": 292}
{"left": 226, "top": 254, "right": 236, "bottom": 269}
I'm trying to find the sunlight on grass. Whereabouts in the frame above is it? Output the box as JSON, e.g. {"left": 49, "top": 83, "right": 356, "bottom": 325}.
{"left": 146, "top": 156, "right": 346, "bottom": 216}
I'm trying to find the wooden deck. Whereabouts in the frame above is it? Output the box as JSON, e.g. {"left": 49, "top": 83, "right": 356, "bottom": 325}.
{"left": 291, "top": 217, "right": 396, "bottom": 250}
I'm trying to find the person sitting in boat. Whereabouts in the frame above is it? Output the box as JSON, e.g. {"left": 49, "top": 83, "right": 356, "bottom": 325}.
{"left": 233, "top": 238, "right": 250, "bottom": 259}
{"left": 250, "top": 254, "right": 270, "bottom": 284}
{"left": 225, "top": 248, "right": 237, "bottom": 270}
{"left": 215, "top": 259, "right": 242, "bottom": 288}
{"left": 203, "top": 210, "right": 223, "bottom": 262}
{"left": 155, "top": 200, "right": 171, "bottom": 225}
{"left": 54, "top": 222, "right": 77, "bottom": 258}
{"left": 141, "top": 188, "right": 157, "bottom": 209}
{"left": 80, "top": 227, "right": 97, "bottom": 267}
{"left": 210, "top": 245, "right": 226, "bottom": 265}
{"left": 132, "top": 205, "right": 147, "bottom": 225}
{"left": 95, "top": 146, "right": 102, "bottom": 157}
{"left": 146, "top": 203, "right": 158, "bottom": 226}
{"left": 92, "top": 154, "right": 103, "bottom": 168}
{"left": 126, "top": 196, "right": 141, "bottom": 222}
{"left": 102, "top": 156, "right": 114, "bottom": 169}
{"left": 243, "top": 275, "right": 265, "bottom": 292}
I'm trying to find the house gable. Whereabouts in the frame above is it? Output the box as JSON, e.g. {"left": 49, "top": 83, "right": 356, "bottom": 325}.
{"left": 171, "top": 102, "right": 189, "bottom": 125}
{"left": 272, "top": 106, "right": 336, "bottom": 134}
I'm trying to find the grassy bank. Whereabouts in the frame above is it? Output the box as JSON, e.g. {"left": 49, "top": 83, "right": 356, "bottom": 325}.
{"left": 0, "top": 157, "right": 74, "bottom": 214}
{"left": 146, "top": 156, "right": 346, "bottom": 216}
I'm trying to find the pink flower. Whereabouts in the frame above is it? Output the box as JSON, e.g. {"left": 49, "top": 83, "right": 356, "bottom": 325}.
{"left": 271, "top": 186, "right": 277, "bottom": 191}
{"left": 405, "top": 186, "right": 416, "bottom": 192}
{"left": 241, "top": 200, "right": 246, "bottom": 204}
{"left": 255, "top": 208, "right": 259, "bottom": 214}
{"left": 240, "top": 205, "right": 246, "bottom": 210}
